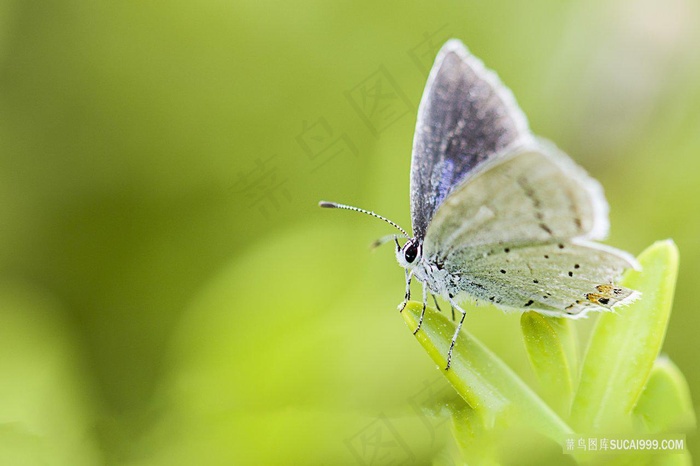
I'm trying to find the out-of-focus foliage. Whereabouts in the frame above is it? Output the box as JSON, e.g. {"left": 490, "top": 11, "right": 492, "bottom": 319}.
{"left": 0, "top": 0, "right": 698, "bottom": 464}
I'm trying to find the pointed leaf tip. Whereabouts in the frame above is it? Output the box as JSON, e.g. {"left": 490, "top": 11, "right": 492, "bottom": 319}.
{"left": 571, "top": 240, "right": 680, "bottom": 432}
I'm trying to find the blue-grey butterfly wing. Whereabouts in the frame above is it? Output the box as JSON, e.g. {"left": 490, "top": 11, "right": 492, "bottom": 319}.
{"left": 423, "top": 141, "right": 638, "bottom": 316}
{"left": 410, "top": 39, "right": 533, "bottom": 240}
{"left": 424, "top": 141, "right": 611, "bottom": 253}
{"left": 444, "top": 240, "right": 639, "bottom": 317}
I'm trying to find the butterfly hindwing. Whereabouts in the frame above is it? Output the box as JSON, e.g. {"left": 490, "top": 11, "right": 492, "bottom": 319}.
{"left": 438, "top": 240, "right": 638, "bottom": 316}
{"left": 410, "top": 39, "right": 533, "bottom": 241}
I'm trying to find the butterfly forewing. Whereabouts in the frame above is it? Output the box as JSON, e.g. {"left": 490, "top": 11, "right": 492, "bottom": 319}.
{"left": 410, "top": 40, "right": 533, "bottom": 241}
{"left": 423, "top": 144, "right": 609, "bottom": 257}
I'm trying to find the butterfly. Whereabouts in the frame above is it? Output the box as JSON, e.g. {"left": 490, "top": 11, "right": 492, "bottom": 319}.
{"left": 321, "top": 39, "right": 639, "bottom": 369}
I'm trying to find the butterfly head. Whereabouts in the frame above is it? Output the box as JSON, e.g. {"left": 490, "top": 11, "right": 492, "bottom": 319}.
{"left": 319, "top": 200, "right": 423, "bottom": 269}
{"left": 396, "top": 237, "right": 422, "bottom": 270}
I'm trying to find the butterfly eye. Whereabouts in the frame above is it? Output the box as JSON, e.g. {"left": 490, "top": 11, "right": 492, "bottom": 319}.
{"left": 404, "top": 241, "right": 419, "bottom": 263}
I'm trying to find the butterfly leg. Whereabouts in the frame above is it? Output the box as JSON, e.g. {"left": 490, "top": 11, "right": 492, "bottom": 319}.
{"left": 431, "top": 294, "right": 442, "bottom": 313}
{"left": 398, "top": 269, "right": 413, "bottom": 312}
{"left": 413, "top": 282, "right": 428, "bottom": 335}
{"left": 450, "top": 304, "right": 455, "bottom": 321}
{"left": 446, "top": 297, "right": 467, "bottom": 370}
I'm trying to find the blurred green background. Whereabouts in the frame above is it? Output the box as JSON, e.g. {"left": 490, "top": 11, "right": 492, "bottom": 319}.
{"left": 0, "top": 0, "right": 698, "bottom": 464}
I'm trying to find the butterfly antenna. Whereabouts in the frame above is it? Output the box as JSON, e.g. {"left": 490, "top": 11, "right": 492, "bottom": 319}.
{"left": 370, "top": 234, "right": 399, "bottom": 250}
{"left": 319, "top": 201, "right": 409, "bottom": 238}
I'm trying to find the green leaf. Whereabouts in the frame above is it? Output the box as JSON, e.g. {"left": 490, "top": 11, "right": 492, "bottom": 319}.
{"left": 402, "top": 302, "right": 573, "bottom": 443}
{"left": 449, "top": 404, "right": 499, "bottom": 466}
{"left": 521, "top": 312, "right": 577, "bottom": 417}
{"left": 570, "top": 240, "right": 679, "bottom": 433}
{"left": 633, "top": 356, "right": 696, "bottom": 434}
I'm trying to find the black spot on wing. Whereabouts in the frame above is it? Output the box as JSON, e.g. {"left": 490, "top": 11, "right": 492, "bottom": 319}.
{"left": 517, "top": 176, "right": 554, "bottom": 237}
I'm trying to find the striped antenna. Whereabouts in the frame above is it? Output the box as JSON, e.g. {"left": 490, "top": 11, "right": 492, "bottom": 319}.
{"left": 319, "top": 201, "right": 409, "bottom": 238}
